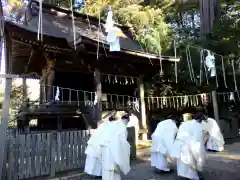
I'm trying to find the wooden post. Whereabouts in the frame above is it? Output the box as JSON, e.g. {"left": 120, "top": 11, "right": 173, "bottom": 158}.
{"left": 212, "top": 90, "right": 220, "bottom": 124}
{"left": 94, "top": 68, "right": 102, "bottom": 127}
{"left": 47, "top": 69, "right": 55, "bottom": 102}
{"left": 0, "top": 77, "right": 12, "bottom": 179}
{"left": 22, "top": 78, "right": 27, "bottom": 100}
{"left": 57, "top": 118, "right": 62, "bottom": 130}
{"left": 40, "top": 69, "right": 47, "bottom": 103}
{"left": 138, "top": 76, "right": 147, "bottom": 140}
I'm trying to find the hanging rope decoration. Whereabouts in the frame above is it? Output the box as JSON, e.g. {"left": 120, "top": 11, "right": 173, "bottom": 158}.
{"left": 101, "top": 73, "right": 137, "bottom": 85}
{"left": 187, "top": 45, "right": 230, "bottom": 88}
{"left": 37, "top": 0, "right": 43, "bottom": 41}
{"left": 186, "top": 46, "right": 195, "bottom": 83}
{"left": 159, "top": 31, "right": 163, "bottom": 76}
{"left": 70, "top": 0, "right": 76, "bottom": 50}
{"left": 221, "top": 55, "right": 227, "bottom": 88}
{"left": 199, "top": 49, "right": 210, "bottom": 85}
{"left": 231, "top": 59, "right": 240, "bottom": 101}
{"left": 143, "top": 24, "right": 153, "bottom": 65}
{"left": 173, "top": 38, "right": 178, "bottom": 83}
{"left": 199, "top": 49, "right": 203, "bottom": 85}
{"left": 145, "top": 93, "right": 212, "bottom": 110}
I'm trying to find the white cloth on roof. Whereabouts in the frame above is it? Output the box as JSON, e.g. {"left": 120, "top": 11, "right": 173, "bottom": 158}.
{"left": 202, "top": 118, "right": 224, "bottom": 151}
{"left": 105, "top": 9, "right": 121, "bottom": 52}
{"left": 172, "top": 120, "right": 206, "bottom": 179}
{"left": 106, "top": 26, "right": 122, "bottom": 52}
{"left": 150, "top": 119, "right": 178, "bottom": 171}
{"left": 105, "top": 9, "right": 114, "bottom": 33}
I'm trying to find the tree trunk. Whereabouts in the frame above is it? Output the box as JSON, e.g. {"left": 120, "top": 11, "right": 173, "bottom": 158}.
{"left": 200, "top": 0, "right": 220, "bottom": 35}
{"left": 191, "top": 10, "right": 195, "bottom": 29}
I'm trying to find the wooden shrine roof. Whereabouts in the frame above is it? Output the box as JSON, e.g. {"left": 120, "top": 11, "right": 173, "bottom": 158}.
{"left": 4, "top": 1, "right": 180, "bottom": 77}
{"left": 5, "top": 1, "right": 179, "bottom": 61}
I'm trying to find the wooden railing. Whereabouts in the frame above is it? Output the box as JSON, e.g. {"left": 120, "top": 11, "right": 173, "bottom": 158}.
{"left": 3, "top": 127, "right": 136, "bottom": 179}
{"left": 3, "top": 130, "right": 92, "bottom": 179}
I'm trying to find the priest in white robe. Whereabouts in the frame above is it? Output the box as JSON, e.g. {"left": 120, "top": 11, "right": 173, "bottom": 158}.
{"left": 172, "top": 112, "right": 206, "bottom": 180}
{"left": 150, "top": 109, "right": 179, "bottom": 172}
{"left": 84, "top": 120, "right": 111, "bottom": 176}
{"left": 126, "top": 109, "right": 139, "bottom": 145}
{"left": 84, "top": 110, "right": 117, "bottom": 177}
{"left": 201, "top": 117, "right": 225, "bottom": 152}
{"left": 101, "top": 114, "right": 131, "bottom": 180}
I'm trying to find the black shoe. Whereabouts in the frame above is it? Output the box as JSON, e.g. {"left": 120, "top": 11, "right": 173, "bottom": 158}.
{"left": 154, "top": 168, "right": 172, "bottom": 173}
{"left": 197, "top": 171, "right": 204, "bottom": 180}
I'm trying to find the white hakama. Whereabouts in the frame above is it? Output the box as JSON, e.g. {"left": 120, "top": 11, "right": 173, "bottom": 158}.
{"left": 84, "top": 154, "right": 101, "bottom": 176}
{"left": 177, "top": 160, "right": 199, "bottom": 180}
{"left": 151, "top": 152, "right": 170, "bottom": 171}
{"left": 202, "top": 118, "right": 224, "bottom": 151}
{"left": 101, "top": 120, "right": 131, "bottom": 180}
{"left": 150, "top": 119, "right": 178, "bottom": 171}
{"left": 84, "top": 121, "right": 111, "bottom": 176}
{"left": 172, "top": 120, "right": 206, "bottom": 180}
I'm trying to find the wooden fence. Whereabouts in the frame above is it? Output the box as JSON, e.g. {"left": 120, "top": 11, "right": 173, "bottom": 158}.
{"left": 2, "top": 127, "right": 136, "bottom": 180}
{"left": 2, "top": 130, "right": 92, "bottom": 180}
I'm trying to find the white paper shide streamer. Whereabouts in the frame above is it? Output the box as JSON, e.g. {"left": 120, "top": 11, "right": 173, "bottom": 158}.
{"left": 55, "top": 86, "right": 60, "bottom": 100}
{"left": 93, "top": 92, "right": 98, "bottom": 105}
{"left": 205, "top": 50, "right": 216, "bottom": 77}
{"left": 134, "top": 98, "right": 139, "bottom": 112}
{"left": 230, "top": 92, "right": 235, "bottom": 101}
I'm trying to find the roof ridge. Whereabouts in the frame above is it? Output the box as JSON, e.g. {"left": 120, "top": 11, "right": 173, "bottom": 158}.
{"left": 32, "top": 0, "right": 129, "bottom": 30}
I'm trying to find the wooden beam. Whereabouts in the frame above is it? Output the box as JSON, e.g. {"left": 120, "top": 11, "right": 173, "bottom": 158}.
{"left": 83, "top": 39, "right": 181, "bottom": 62}
{"left": 5, "top": 33, "right": 12, "bottom": 74}
{"left": 22, "top": 78, "right": 28, "bottom": 100}
{"left": 0, "top": 78, "right": 13, "bottom": 179}
{"left": 138, "top": 75, "right": 147, "bottom": 140}
{"left": 40, "top": 69, "right": 47, "bottom": 103}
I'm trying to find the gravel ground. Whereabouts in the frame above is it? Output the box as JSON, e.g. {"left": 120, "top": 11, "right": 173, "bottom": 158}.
{"left": 66, "top": 138, "right": 240, "bottom": 180}
{"left": 68, "top": 153, "right": 240, "bottom": 180}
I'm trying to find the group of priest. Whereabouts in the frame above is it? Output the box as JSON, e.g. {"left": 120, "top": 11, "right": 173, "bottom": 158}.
{"left": 84, "top": 106, "right": 225, "bottom": 180}
{"left": 150, "top": 107, "right": 225, "bottom": 180}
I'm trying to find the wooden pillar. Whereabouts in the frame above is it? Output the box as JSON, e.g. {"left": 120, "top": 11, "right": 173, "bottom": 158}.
{"left": 40, "top": 69, "right": 47, "bottom": 103}
{"left": 46, "top": 68, "right": 55, "bottom": 102}
{"left": 94, "top": 68, "right": 102, "bottom": 127}
{"left": 22, "top": 78, "right": 28, "bottom": 100}
{"left": 23, "top": 120, "right": 30, "bottom": 133}
{"left": 138, "top": 75, "right": 148, "bottom": 140}
{"left": 0, "top": 77, "right": 12, "bottom": 178}
{"left": 57, "top": 118, "right": 62, "bottom": 130}
{"left": 212, "top": 90, "right": 220, "bottom": 124}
